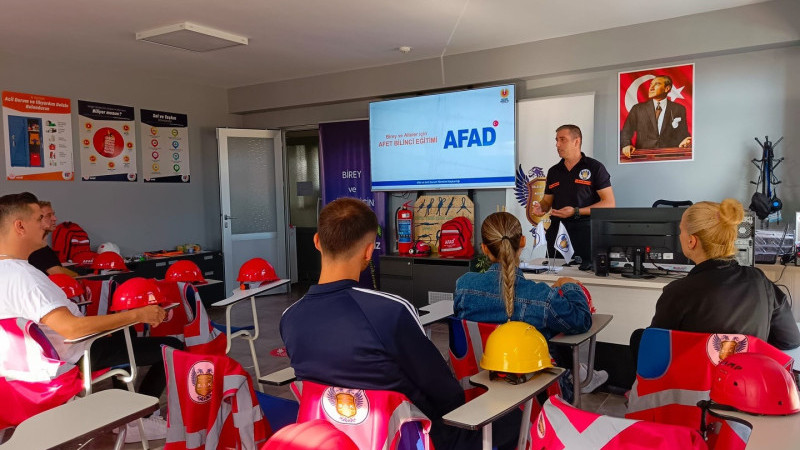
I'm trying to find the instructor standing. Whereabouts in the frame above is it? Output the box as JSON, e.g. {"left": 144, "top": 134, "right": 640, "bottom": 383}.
{"left": 533, "top": 125, "right": 615, "bottom": 261}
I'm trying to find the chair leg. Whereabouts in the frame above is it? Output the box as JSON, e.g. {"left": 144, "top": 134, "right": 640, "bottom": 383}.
{"left": 247, "top": 337, "right": 264, "bottom": 393}
{"left": 126, "top": 381, "right": 150, "bottom": 450}
{"left": 517, "top": 399, "right": 533, "bottom": 450}
{"left": 572, "top": 345, "right": 582, "bottom": 408}
{"left": 113, "top": 427, "right": 126, "bottom": 450}
{"left": 481, "top": 422, "right": 492, "bottom": 450}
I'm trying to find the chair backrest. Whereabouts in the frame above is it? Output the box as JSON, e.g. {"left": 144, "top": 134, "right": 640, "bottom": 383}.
{"left": 652, "top": 199, "right": 693, "bottom": 208}
{"left": 81, "top": 279, "right": 116, "bottom": 316}
{"left": 260, "top": 419, "right": 359, "bottom": 450}
{"left": 447, "top": 318, "right": 499, "bottom": 400}
{"left": 626, "top": 328, "right": 793, "bottom": 431}
{"left": 533, "top": 396, "right": 707, "bottom": 449}
{"left": 182, "top": 288, "right": 227, "bottom": 355}
{"left": 0, "top": 318, "right": 83, "bottom": 430}
{"left": 290, "top": 380, "right": 431, "bottom": 450}
{"left": 162, "top": 346, "right": 271, "bottom": 450}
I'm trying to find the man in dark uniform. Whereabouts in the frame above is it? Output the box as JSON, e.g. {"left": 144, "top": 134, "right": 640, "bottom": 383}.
{"left": 280, "top": 197, "right": 520, "bottom": 450}
{"left": 533, "top": 125, "right": 615, "bottom": 261}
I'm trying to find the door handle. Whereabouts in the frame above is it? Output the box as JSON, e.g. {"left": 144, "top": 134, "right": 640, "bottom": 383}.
{"left": 224, "top": 214, "right": 237, "bottom": 220}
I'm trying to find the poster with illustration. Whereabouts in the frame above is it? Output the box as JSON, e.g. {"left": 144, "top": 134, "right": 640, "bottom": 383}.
{"left": 79, "top": 100, "right": 137, "bottom": 181}
{"left": 619, "top": 63, "right": 694, "bottom": 164}
{"left": 141, "top": 109, "right": 189, "bottom": 183}
{"left": 3, "top": 91, "right": 74, "bottom": 181}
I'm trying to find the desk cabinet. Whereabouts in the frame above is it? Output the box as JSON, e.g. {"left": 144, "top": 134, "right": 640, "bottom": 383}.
{"left": 379, "top": 255, "right": 470, "bottom": 309}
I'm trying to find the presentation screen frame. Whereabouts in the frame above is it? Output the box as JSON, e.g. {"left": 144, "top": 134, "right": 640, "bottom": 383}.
{"left": 369, "top": 84, "right": 516, "bottom": 191}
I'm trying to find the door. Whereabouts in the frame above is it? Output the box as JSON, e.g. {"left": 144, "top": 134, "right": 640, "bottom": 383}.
{"left": 217, "top": 128, "right": 287, "bottom": 295}
{"left": 285, "top": 129, "right": 321, "bottom": 284}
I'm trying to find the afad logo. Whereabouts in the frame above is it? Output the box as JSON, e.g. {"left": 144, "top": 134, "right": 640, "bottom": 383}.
{"left": 500, "top": 88, "right": 510, "bottom": 103}
{"left": 322, "top": 387, "right": 369, "bottom": 424}
{"left": 444, "top": 122, "right": 497, "bottom": 149}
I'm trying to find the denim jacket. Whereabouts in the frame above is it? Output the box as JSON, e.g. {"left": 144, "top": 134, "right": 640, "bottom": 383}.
{"left": 454, "top": 263, "right": 591, "bottom": 340}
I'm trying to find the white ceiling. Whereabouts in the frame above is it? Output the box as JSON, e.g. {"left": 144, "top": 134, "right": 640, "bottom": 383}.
{"left": 0, "top": 0, "right": 770, "bottom": 89}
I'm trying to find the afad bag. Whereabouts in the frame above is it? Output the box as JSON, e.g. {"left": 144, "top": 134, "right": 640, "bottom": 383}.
{"left": 51, "top": 222, "right": 90, "bottom": 263}
{"left": 438, "top": 216, "right": 474, "bottom": 258}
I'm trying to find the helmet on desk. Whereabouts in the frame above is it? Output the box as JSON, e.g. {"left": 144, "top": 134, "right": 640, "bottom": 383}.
{"left": 110, "top": 277, "right": 167, "bottom": 312}
{"left": 97, "top": 242, "right": 120, "bottom": 255}
{"left": 48, "top": 274, "right": 85, "bottom": 300}
{"left": 165, "top": 260, "right": 206, "bottom": 284}
{"left": 480, "top": 321, "right": 552, "bottom": 383}
{"left": 237, "top": 258, "right": 279, "bottom": 289}
{"left": 72, "top": 251, "right": 97, "bottom": 267}
{"left": 91, "top": 251, "right": 129, "bottom": 272}
{"left": 710, "top": 352, "right": 800, "bottom": 415}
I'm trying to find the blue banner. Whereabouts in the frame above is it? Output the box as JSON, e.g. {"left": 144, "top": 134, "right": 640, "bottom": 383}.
{"left": 319, "top": 120, "right": 387, "bottom": 289}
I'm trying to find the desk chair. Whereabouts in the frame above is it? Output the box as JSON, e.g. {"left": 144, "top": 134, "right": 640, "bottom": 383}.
{"left": 289, "top": 380, "right": 432, "bottom": 450}
{"left": 448, "top": 314, "right": 612, "bottom": 408}
{"left": 627, "top": 328, "right": 793, "bottom": 431}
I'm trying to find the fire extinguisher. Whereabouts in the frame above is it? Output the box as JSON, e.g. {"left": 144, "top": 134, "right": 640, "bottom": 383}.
{"left": 396, "top": 201, "right": 413, "bottom": 255}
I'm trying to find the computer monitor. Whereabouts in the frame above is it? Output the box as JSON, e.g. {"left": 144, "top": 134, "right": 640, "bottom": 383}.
{"left": 591, "top": 207, "right": 692, "bottom": 278}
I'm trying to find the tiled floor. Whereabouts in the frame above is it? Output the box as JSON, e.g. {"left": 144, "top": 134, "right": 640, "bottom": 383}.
{"left": 57, "top": 283, "right": 628, "bottom": 448}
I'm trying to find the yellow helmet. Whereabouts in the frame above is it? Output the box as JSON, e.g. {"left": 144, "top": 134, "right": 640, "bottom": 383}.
{"left": 480, "top": 321, "right": 552, "bottom": 374}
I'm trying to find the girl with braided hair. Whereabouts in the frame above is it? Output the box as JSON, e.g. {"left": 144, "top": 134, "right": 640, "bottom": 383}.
{"left": 454, "top": 212, "right": 607, "bottom": 398}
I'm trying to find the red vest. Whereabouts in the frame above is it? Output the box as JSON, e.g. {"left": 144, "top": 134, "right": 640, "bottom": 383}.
{"left": 148, "top": 281, "right": 195, "bottom": 340}
{"left": 163, "top": 346, "right": 271, "bottom": 449}
{"left": 291, "top": 380, "right": 431, "bottom": 450}
{"left": 532, "top": 396, "right": 707, "bottom": 449}
{"left": 82, "top": 279, "right": 115, "bottom": 317}
{"left": 183, "top": 290, "right": 227, "bottom": 355}
{"left": 627, "top": 328, "right": 793, "bottom": 431}
{"left": 0, "top": 318, "right": 83, "bottom": 429}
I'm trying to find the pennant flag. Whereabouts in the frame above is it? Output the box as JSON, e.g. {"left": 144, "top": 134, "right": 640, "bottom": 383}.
{"left": 532, "top": 221, "right": 546, "bottom": 250}
{"left": 554, "top": 222, "right": 574, "bottom": 262}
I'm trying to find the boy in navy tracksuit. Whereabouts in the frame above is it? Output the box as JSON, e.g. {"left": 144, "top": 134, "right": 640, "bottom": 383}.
{"left": 281, "top": 197, "right": 520, "bottom": 450}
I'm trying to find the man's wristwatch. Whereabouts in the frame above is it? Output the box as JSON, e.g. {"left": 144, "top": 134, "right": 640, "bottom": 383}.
{"left": 573, "top": 207, "right": 581, "bottom": 219}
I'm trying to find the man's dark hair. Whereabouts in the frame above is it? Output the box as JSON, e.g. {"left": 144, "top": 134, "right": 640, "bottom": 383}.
{"left": 556, "top": 124, "right": 582, "bottom": 143}
{"left": 318, "top": 197, "right": 378, "bottom": 257}
{"left": 0, "top": 192, "right": 39, "bottom": 227}
{"left": 654, "top": 75, "right": 673, "bottom": 89}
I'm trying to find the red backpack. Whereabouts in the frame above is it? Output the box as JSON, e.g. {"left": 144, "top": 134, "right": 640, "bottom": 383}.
{"left": 51, "top": 222, "right": 91, "bottom": 263}
{"left": 437, "top": 216, "right": 474, "bottom": 258}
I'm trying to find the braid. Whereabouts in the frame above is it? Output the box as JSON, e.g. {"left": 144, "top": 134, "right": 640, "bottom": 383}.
{"left": 480, "top": 212, "right": 523, "bottom": 320}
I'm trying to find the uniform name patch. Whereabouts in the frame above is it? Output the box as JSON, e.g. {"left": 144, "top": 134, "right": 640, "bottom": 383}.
{"left": 574, "top": 179, "right": 591, "bottom": 185}
{"left": 548, "top": 182, "right": 560, "bottom": 189}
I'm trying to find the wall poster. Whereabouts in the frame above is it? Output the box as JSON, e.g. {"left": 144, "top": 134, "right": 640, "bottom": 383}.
{"left": 3, "top": 91, "right": 74, "bottom": 181}
{"left": 141, "top": 109, "right": 190, "bottom": 183}
{"left": 619, "top": 63, "right": 694, "bottom": 164}
{"left": 79, "top": 100, "right": 137, "bottom": 181}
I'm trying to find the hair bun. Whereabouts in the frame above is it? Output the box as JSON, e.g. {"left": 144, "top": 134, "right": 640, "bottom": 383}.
{"left": 719, "top": 198, "right": 744, "bottom": 226}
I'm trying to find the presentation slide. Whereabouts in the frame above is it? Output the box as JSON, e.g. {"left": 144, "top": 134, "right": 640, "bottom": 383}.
{"left": 370, "top": 84, "right": 515, "bottom": 191}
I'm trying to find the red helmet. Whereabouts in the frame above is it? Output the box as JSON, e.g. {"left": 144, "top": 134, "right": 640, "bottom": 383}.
{"left": 72, "top": 251, "right": 98, "bottom": 267}
{"left": 91, "top": 251, "right": 129, "bottom": 271}
{"left": 237, "top": 258, "right": 279, "bottom": 288}
{"left": 110, "top": 277, "right": 167, "bottom": 312}
{"left": 49, "top": 274, "right": 85, "bottom": 299}
{"left": 408, "top": 240, "right": 431, "bottom": 256}
{"left": 710, "top": 352, "right": 800, "bottom": 415}
{"left": 165, "top": 260, "right": 206, "bottom": 284}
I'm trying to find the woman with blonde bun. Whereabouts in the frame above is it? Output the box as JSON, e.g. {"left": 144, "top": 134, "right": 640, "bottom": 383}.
{"left": 649, "top": 198, "right": 800, "bottom": 349}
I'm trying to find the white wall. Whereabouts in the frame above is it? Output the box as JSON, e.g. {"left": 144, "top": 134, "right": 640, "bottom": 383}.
{"left": 0, "top": 52, "right": 242, "bottom": 256}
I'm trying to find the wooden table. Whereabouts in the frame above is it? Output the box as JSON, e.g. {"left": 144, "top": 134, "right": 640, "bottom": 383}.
{"left": 443, "top": 368, "right": 565, "bottom": 450}
{"left": 0, "top": 389, "right": 158, "bottom": 450}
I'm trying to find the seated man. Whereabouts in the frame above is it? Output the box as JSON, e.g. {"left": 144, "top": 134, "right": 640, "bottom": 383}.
{"left": 0, "top": 192, "right": 181, "bottom": 442}
{"left": 27, "top": 200, "right": 79, "bottom": 277}
{"left": 280, "top": 197, "right": 520, "bottom": 450}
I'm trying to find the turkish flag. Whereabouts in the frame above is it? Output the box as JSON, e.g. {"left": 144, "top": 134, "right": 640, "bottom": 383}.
{"left": 619, "top": 64, "right": 694, "bottom": 143}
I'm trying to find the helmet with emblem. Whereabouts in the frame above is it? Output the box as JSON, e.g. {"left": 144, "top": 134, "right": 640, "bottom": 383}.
{"left": 710, "top": 352, "right": 800, "bottom": 415}
{"left": 110, "top": 277, "right": 167, "bottom": 312}
{"left": 49, "top": 274, "right": 85, "bottom": 300}
{"left": 91, "top": 251, "right": 129, "bottom": 272}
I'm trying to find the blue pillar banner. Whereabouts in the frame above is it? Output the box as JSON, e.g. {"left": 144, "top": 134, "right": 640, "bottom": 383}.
{"left": 319, "top": 120, "right": 387, "bottom": 289}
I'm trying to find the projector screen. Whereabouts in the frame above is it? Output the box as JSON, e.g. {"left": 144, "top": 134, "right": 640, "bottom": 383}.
{"left": 369, "top": 84, "right": 516, "bottom": 191}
